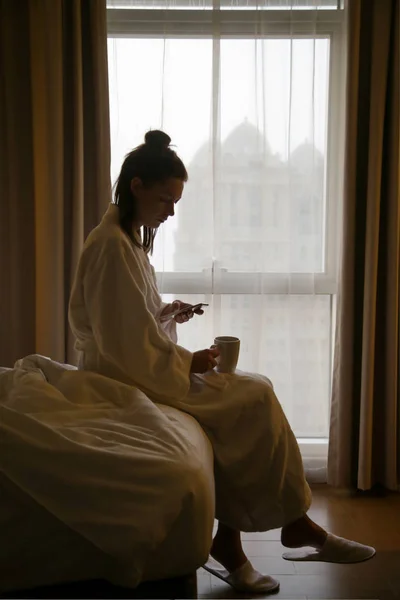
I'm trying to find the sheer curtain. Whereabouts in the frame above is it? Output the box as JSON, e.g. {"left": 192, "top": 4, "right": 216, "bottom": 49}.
{"left": 107, "top": 0, "right": 347, "bottom": 481}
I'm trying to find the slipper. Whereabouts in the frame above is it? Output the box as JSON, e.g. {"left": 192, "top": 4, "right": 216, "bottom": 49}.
{"left": 203, "top": 557, "right": 280, "bottom": 594}
{"left": 282, "top": 533, "right": 376, "bottom": 564}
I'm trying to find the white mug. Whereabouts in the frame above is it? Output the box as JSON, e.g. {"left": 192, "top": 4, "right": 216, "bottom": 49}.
{"left": 213, "top": 336, "right": 240, "bottom": 374}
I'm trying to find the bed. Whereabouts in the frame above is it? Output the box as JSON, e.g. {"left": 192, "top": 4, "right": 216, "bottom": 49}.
{"left": 0, "top": 359, "right": 215, "bottom": 594}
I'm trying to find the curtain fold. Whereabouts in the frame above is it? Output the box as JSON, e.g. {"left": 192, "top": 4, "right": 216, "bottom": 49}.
{"left": 328, "top": 0, "right": 399, "bottom": 491}
{"left": 0, "top": 0, "right": 111, "bottom": 366}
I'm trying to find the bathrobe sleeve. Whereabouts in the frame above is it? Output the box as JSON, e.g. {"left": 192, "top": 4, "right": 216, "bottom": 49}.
{"left": 82, "top": 235, "right": 193, "bottom": 401}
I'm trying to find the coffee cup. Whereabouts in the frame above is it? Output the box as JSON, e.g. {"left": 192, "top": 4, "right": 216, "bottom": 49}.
{"left": 213, "top": 336, "right": 240, "bottom": 374}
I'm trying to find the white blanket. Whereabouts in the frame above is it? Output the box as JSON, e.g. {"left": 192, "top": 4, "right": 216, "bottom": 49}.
{"left": 0, "top": 355, "right": 213, "bottom": 587}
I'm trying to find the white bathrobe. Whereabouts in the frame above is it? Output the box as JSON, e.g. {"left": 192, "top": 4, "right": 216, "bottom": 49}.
{"left": 69, "top": 203, "right": 312, "bottom": 532}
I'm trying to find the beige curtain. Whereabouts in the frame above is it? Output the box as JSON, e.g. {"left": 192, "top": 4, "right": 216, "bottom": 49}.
{"left": 328, "top": 0, "right": 399, "bottom": 491}
{"left": 0, "top": 0, "right": 111, "bottom": 366}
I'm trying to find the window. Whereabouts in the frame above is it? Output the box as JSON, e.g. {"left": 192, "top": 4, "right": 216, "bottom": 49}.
{"left": 230, "top": 186, "right": 239, "bottom": 227}
{"left": 107, "top": 0, "right": 345, "bottom": 441}
{"left": 249, "top": 186, "right": 263, "bottom": 227}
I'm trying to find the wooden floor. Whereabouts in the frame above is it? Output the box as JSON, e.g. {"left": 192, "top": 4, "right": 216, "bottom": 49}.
{"left": 197, "top": 485, "right": 400, "bottom": 600}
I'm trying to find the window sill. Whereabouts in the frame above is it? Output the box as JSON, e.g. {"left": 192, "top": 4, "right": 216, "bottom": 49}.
{"left": 298, "top": 437, "right": 328, "bottom": 457}
{"left": 299, "top": 438, "right": 328, "bottom": 484}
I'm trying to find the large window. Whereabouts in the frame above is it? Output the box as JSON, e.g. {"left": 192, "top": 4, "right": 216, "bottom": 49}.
{"left": 107, "top": 0, "right": 346, "bottom": 442}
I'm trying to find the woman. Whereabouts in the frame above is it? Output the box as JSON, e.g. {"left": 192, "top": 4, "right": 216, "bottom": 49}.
{"left": 69, "top": 130, "right": 375, "bottom": 594}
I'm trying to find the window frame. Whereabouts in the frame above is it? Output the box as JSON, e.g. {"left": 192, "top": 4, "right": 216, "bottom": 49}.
{"left": 107, "top": 7, "right": 344, "bottom": 38}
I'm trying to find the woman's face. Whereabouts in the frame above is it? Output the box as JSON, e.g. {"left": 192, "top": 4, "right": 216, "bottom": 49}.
{"left": 130, "top": 177, "right": 184, "bottom": 229}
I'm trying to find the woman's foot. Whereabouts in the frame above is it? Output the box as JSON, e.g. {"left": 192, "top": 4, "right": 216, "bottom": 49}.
{"left": 210, "top": 522, "right": 248, "bottom": 573}
{"left": 281, "top": 514, "right": 328, "bottom": 549}
{"left": 206, "top": 522, "right": 280, "bottom": 594}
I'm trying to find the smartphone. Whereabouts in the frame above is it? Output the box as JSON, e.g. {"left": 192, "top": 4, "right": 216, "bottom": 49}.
{"left": 160, "top": 303, "right": 209, "bottom": 322}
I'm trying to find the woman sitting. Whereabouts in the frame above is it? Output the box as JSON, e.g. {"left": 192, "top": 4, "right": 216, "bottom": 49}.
{"left": 69, "top": 130, "right": 375, "bottom": 594}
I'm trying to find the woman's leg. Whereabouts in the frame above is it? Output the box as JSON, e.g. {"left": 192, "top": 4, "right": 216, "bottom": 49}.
{"left": 211, "top": 515, "right": 328, "bottom": 572}
{"left": 281, "top": 513, "right": 327, "bottom": 548}
{"left": 210, "top": 522, "right": 247, "bottom": 572}
{"left": 204, "top": 378, "right": 374, "bottom": 579}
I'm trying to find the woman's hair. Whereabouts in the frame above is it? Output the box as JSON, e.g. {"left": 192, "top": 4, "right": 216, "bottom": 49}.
{"left": 113, "top": 130, "right": 188, "bottom": 253}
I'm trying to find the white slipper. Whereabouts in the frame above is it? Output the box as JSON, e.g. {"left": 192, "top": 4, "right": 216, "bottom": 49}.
{"left": 203, "top": 557, "right": 280, "bottom": 594}
{"left": 282, "top": 533, "right": 376, "bottom": 564}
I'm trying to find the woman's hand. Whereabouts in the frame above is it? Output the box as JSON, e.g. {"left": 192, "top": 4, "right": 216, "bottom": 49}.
{"left": 190, "top": 347, "right": 220, "bottom": 374}
{"left": 170, "top": 300, "right": 204, "bottom": 324}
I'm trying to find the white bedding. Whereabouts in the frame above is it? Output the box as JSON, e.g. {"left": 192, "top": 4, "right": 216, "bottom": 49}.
{"left": 0, "top": 355, "right": 215, "bottom": 592}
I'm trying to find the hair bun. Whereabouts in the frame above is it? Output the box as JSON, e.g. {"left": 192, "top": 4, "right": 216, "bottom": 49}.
{"left": 144, "top": 130, "right": 171, "bottom": 151}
